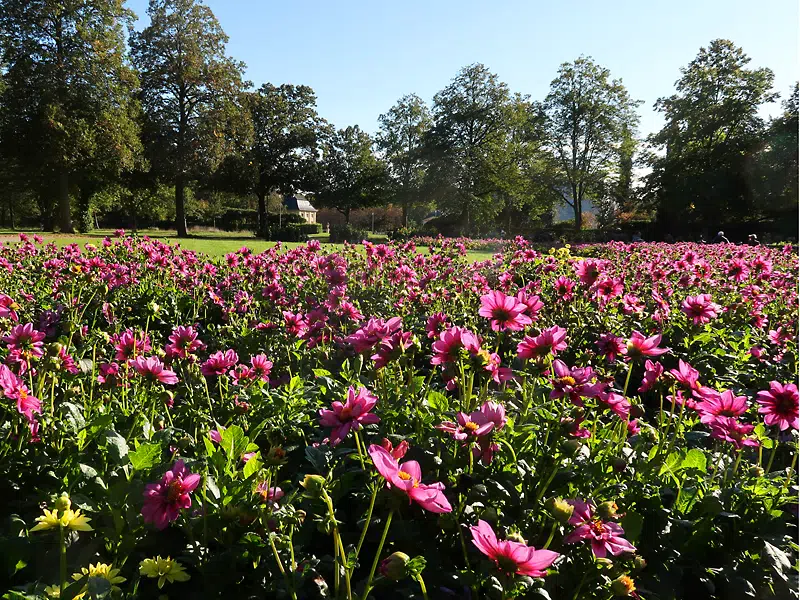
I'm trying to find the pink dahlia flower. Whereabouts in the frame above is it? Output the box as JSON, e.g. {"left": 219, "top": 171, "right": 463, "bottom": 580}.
{"left": 563, "top": 499, "right": 636, "bottom": 558}
{"left": 478, "top": 291, "right": 532, "bottom": 332}
{"left": 756, "top": 382, "right": 799, "bottom": 431}
{"left": 681, "top": 294, "right": 722, "bottom": 325}
{"left": 318, "top": 386, "right": 380, "bottom": 446}
{"left": 470, "top": 519, "right": 558, "bottom": 577}
{"left": 130, "top": 356, "right": 178, "bottom": 385}
{"left": 368, "top": 444, "right": 452, "bottom": 513}
{"left": 141, "top": 460, "right": 201, "bottom": 530}
{"left": 623, "top": 331, "right": 669, "bottom": 360}
{"left": 517, "top": 326, "right": 568, "bottom": 360}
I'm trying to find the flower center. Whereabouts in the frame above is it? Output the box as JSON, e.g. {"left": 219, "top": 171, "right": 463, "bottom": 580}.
{"left": 397, "top": 471, "right": 412, "bottom": 481}
{"left": 463, "top": 421, "right": 480, "bottom": 433}
{"left": 589, "top": 518, "right": 606, "bottom": 536}
{"left": 492, "top": 308, "right": 512, "bottom": 322}
{"left": 339, "top": 407, "right": 353, "bottom": 420}
{"left": 495, "top": 554, "right": 519, "bottom": 574}
{"left": 166, "top": 479, "right": 183, "bottom": 503}
{"left": 558, "top": 376, "right": 577, "bottom": 387}
{"left": 776, "top": 393, "right": 796, "bottom": 414}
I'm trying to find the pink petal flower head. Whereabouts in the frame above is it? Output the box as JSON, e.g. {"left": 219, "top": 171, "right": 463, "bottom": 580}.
{"left": 480, "top": 401, "right": 507, "bottom": 431}
{"left": 165, "top": 325, "right": 205, "bottom": 359}
{"left": 0, "top": 294, "right": 20, "bottom": 321}
{"left": 681, "top": 294, "right": 722, "bottom": 325}
{"left": 380, "top": 438, "right": 410, "bottom": 460}
{"left": 553, "top": 275, "right": 576, "bottom": 300}
{"left": 637, "top": 360, "right": 664, "bottom": 393}
{"left": 201, "top": 349, "right": 239, "bottom": 377}
{"left": 111, "top": 328, "right": 152, "bottom": 361}
{"left": 141, "top": 460, "right": 202, "bottom": 530}
{"left": 563, "top": 499, "right": 636, "bottom": 558}
{"left": 708, "top": 416, "right": 760, "bottom": 449}
{"left": 517, "top": 326, "right": 568, "bottom": 360}
{"left": 3, "top": 323, "right": 45, "bottom": 359}
{"left": 130, "top": 356, "right": 179, "bottom": 385}
{"left": 623, "top": 331, "right": 669, "bottom": 361}
{"left": 470, "top": 519, "right": 559, "bottom": 577}
{"left": 367, "top": 444, "right": 452, "bottom": 513}
{"left": 318, "top": 386, "right": 380, "bottom": 446}
{"left": 596, "top": 334, "right": 626, "bottom": 362}
{"left": 478, "top": 290, "right": 532, "bottom": 332}
{"left": 436, "top": 409, "right": 494, "bottom": 441}
{"left": 695, "top": 389, "right": 748, "bottom": 425}
{"left": 550, "top": 360, "right": 605, "bottom": 405}
{"left": 426, "top": 312, "right": 450, "bottom": 339}
{"left": 669, "top": 359, "right": 701, "bottom": 391}
{"left": 756, "top": 382, "right": 799, "bottom": 431}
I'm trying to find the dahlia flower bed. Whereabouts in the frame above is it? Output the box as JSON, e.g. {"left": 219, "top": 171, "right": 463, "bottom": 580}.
{"left": 0, "top": 234, "right": 797, "bottom": 600}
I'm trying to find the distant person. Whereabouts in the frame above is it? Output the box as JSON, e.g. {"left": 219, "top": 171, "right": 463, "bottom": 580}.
{"left": 712, "top": 231, "right": 730, "bottom": 244}
{"left": 747, "top": 234, "right": 760, "bottom": 246}
{"left": 631, "top": 231, "right": 643, "bottom": 242}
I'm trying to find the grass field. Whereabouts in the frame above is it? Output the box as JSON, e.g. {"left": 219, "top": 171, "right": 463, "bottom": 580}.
{"left": 0, "top": 229, "right": 498, "bottom": 263}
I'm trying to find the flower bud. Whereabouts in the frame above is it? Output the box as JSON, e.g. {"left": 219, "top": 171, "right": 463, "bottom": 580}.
{"left": 300, "top": 474, "right": 327, "bottom": 498}
{"left": 611, "top": 574, "right": 636, "bottom": 596}
{"left": 630, "top": 404, "right": 646, "bottom": 419}
{"left": 379, "top": 551, "right": 410, "bottom": 581}
{"left": 597, "top": 501, "right": 619, "bottom": 520}
{"left": 612, "top": 458, "right": 628, "bottom": 473}
{"left": 506, "top": 531, "right": 526, "bottom": 544}
{"left": 54, "top": 494, "right": 71, "bottom": 512}
{"left": 561, "top": 439, "right": 582, "bottom": 456}
{"left": 47, "top": 342, "right": 64, "bottom": 357}
{"left": 480, "top": 507, "right": 498, "bottom": 524}
{"left": 633, "top": 556, "right": 647, "bottom": 571}
{"left": 748, "top": 466, "right": 764, "bottom": 478}
{"left": 545, "top": 497, "right": 574, "bottom": 523}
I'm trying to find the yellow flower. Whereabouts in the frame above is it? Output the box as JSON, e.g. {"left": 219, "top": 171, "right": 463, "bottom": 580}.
{"left": 43, "top": 585, "right": 61, "bottom": 598}
{"left": 62, "top": 509, "right": 93, "bottom": 531}
{"left": 30, "top": 509, "right": 61, "bottom": 532}
{"left": 30, "top": 507, "right": 93, "bottom": 533}
{"left": 139, "top": 556, "right": 191, "bottom": 589}
{"left": 72, "top": 563, "right": 126, "bottom": 594}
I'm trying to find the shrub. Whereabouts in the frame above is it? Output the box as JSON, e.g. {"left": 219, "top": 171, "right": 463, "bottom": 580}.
{"left": 329, "top": 223, "right": 368, "bottom": 243}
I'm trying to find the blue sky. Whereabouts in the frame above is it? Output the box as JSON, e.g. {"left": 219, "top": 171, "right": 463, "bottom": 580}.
{"left": 127, "top": 0, "right": 798, "bottom": 137}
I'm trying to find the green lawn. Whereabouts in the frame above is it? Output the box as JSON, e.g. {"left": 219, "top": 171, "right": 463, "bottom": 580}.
{"left": 0, "top": 229, "right": 497, "bottom": 263}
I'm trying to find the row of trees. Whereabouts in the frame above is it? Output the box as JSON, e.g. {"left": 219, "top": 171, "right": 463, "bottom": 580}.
{"left": 0, "top": 0, "right": 796, "bottom": 237}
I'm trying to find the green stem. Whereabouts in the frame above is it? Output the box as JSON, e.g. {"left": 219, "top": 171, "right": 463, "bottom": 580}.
{"left": 59, "top": 525, "right": 67, "bottom": 594}
{"left": 353, "top": 430, "right": 366, "bottom": 471}
{"left": 534, "top": 460, "right": 560, "bottom": 503}
{"left": 415, "top": 573, "right": 430, "bottom": 600}
{"left": 361, "top": 510, "right": 393, "bottom": 600}
{"left": 543, "top": 521, "right": 558, "bottom": 550}
{"left": 354, "top": 484, "right": 379, "bottom": 567}
{"left": 268, "top": 533, "right": 297, "bottom": 600}
{"left": 765, "top": 441, "right": 780, "bottom": 473}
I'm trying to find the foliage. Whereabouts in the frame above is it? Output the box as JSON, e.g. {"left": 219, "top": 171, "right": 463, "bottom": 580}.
{"left": 130, "top": 0, "right": 249, "bottom": 237}
{"left": 540, "top": 56, "right": 641, "bottom": 230}
{"left": 0, "top": 0, "right": 142, "bottom": 232}
{"left": 315, "top": 126, "right": 389, "bottom": 223}
{"left": 377, "top": 94, "right": 432, "bottom": 226}
{"left": 0, "top": 236, "right": 796, "bottom": 599}
{"left": 644, "top": 40, "right": 778, "bottom": 231}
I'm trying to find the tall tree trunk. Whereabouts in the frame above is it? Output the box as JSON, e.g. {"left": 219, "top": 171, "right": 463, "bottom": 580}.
{"left": 175, "top": 176, "right": 188, "bottom": 237}
{"left": 573, "top": 202, "right": 582, "bottom": 231}
{"left": 344, "top": 207, "right": 350, "bottom": 224}
{"left": 402, "top": 199, "right": 409, "bottom": 228}
{"left": 57, "top": 168, "right": 74, "bottom": 233}
{"left": 9, "top": 202, "right": 14, "bottom": 230}
{"left": 256, "top": 190, "right": 267, "bottom": 238}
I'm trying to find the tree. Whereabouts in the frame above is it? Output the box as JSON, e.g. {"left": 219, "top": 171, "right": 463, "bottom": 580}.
{"left": 315, "top": 125, "right": 388, "bottom": 223}
{"left": 248, "top": 83, "right": 326, "bottom": 236}
{"left": 754, "top": 83, "right": 798, "bottom": 222}
{"left": 645, "top": 40, "right": 776, "bottom": 231}
{"left": 131, "top": 0, "right": 248, "bottom": 237}
{"left": 540, "top": 56, "right": 641, "bottom": 230}
{"left": 377, "top": 93, "right": 432, "bottom": 226}
{"left": 423, "top": 64, "right": 518, "bottom": 229}
{"left": 0, "top": 0, "right": 142, "bottom": 232}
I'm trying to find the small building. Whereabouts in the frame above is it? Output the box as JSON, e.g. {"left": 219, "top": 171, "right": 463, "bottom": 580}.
{"left": 283, "top": 194, "right": 317, "bottom": 224}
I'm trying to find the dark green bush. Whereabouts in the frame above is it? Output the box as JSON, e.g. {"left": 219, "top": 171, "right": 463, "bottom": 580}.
{"left": 329, "top": 224, "right": 368, "bottom": 244}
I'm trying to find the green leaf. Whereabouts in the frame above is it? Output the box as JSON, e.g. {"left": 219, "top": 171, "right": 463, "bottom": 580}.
{"left": 425, "top": 390, "right": 449, "bottom": 412}
{"left": 128, "top": 442, "right": 162, "bottom": 471}
{"left": 763, "top": 541, "right": 792, "bottom": 582}
{"left": 620, "top": 510, "right": 644, "bottom": 543}
{"left": 221, "top": 425, "right": 247, "bottom": 460}
{"left": 680, "top": 448, "right": 707, "bottom": 473}
{"left": 87, "top": 575, "right": 112, "bottom": 599}
{"left": 659, "top": 450, "right": 684, "bottom": 476}
{"left": 104, "top": 430, "right": 129, "bottom": 463}
{"left": 243, "top": 453, "right": 262, "bottom": 479}
{"left": 61, "top": 402, "right": 86, "bottom": 433}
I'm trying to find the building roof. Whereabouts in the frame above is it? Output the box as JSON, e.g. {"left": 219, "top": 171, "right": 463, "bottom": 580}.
{"left": 283, "top": 194, "right": 317, "bottom": 212}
